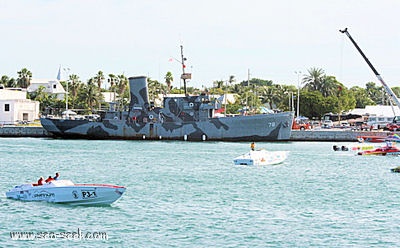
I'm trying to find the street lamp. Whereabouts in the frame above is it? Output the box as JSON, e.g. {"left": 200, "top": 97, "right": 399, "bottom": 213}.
{"left": 295, "top": 71, "right": 302, "bottom": 118}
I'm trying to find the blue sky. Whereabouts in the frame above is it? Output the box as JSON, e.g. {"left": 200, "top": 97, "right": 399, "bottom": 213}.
{"left": 1, "top": 0, "right": 400, "bottom": 89}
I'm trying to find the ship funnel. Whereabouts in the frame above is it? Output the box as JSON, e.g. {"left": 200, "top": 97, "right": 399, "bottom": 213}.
{"left": 128, "top": 76, "right": 149, "bottom": 110}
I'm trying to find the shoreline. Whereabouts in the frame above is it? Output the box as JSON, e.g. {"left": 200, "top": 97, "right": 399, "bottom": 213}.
{"left": 0, "top": 126, "right": 392, "bottom": 142}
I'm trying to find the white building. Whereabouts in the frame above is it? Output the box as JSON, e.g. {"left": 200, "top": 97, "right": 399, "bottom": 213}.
{"left": 350, "top": 105, "right": 400, "bottom": 129}
{"left": 27, "top": 78, "right": 66, "bottom": 100}
{"left": 0, "top": 89, "right": 40, "bottom": 125}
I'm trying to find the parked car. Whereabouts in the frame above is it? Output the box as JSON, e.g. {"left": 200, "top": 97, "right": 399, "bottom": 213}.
{"left": 322, "top": 120, "right": 333, "bottom": 128}
{"left": 292, "top": 120, "right": 311, "bottom": 130}
{"left": 352, "top": 121, "right": 370, "bottom": 131}
{"left": 310, "top": 121, "right": 320, "bottom": 128}
{"left": 386, "top": 123, "right": 400, "bottom": 131}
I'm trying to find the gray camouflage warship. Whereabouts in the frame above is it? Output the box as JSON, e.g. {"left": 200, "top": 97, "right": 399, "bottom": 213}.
{"left": 40, "top": 76, "right": 294, "bottom": 141}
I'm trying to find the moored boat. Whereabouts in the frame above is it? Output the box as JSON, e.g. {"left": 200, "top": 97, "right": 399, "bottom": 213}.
{"left": 233, "top": 149, "right": 288, "bottom": 165}
{"left": 40, "top": 47, "right": 294, "bottom": 142}
{"left": 6, "top": 179, "right": 126, "bottom": 206}
{"left": 357, "top": 135, "right": 386, "bottom": 143}
{"left": 41, "top": 76, "right": 293, "bottom": 141}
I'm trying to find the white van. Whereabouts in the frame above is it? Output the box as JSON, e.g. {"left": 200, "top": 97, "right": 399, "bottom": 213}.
{"left": 366, "top": 116, "right": 393, "bottom": 129}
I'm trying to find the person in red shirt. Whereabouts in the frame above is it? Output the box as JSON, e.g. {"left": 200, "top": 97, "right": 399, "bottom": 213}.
{"left": 45, "top": 176, "right": 54, "bottom": 183}
{"left": 37, "top": 177, "right": 44, "bottom": 186}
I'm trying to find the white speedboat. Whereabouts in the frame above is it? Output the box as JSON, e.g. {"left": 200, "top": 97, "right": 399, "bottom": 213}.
{"left": 233, "top": 149, "right": 288, "bottom": 166}
{"left": 6, "top": 180, "right": 126, "bottom": 206}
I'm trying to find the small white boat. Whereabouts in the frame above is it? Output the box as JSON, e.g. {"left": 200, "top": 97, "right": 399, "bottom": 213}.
{"left": 233, "top": 149, "right": 288, "bottom": 166}
{"left": 6, "top": 179, "right": 126, "bottom": 206}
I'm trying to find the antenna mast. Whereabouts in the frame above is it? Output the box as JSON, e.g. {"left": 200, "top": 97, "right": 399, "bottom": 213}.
{"left": 180, "top": 45, "right": 188, "bottom": 95}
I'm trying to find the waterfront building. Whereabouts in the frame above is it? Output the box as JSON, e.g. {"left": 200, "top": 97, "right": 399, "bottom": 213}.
{"left": 27, "top": 78, "right": 66, "bottom": 100}
{"left": 0, "top": 88, "right": 39, "bottom": 125}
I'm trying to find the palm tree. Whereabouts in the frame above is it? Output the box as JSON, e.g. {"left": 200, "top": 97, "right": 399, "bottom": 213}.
{"left": 322, "top": 76, "right": 342, "bottom": 97}
{"left": 147, "top": 77, "right": 167, "bottom": 102}
{"left": 17, "top": 68, "right": 32, "bottom": 88}
{"left": 94, "top": 71, "right": 105, "bottom": 90}
{"left": 116, "top": 74, "right": 128, "bottom": 95}
{"left": 108, "top": 74, "right": 118, "bottom": 92}
{"left": 228, "top": 75, "right": 236, "bottom": 85}
{"left": 115, "top": 74, "right": 129, "bottom": 109}
{"left": 85, "top": 78, "right": 103, "bottom": 111}
{"left": 0, "top": 75, "right": 16, "bottom": 88}
{"left": 164, "top": 71, "right": 173, "bottom": 93}
{"left": 69, "top": 74, "right": 81, "bottom": 109}
{"left": 303, "top": 67, "right": 325, "bottom": 92}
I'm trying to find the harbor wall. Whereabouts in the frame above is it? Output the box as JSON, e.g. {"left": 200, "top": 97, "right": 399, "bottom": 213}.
{"left": 0, "top": 126, "right": 51, "bottom": 137}
{"left": 290, "top": 130, "right": 389, "bottom": 142}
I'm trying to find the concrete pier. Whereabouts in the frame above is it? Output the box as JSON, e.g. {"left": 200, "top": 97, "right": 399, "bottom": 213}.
{"left": 290, "top": 130, "right": 389, "bottom": 142}
{"left": 0, "top": 126, "right": 51, "bottom": 137}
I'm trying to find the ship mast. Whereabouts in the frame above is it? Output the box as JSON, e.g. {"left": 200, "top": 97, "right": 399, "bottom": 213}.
{"left": 340, "top": 28, "right": 400, "bottom": 111}
{"left": 180, "top": 45, "right": 188, "bottom": 95}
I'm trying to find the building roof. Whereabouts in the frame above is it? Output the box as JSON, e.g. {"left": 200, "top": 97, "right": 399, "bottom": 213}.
{"left": 27, "top": 78, "right": 65, "bottom": 94}
{"left": 350, "top": 105, "right": 400, "bottom": 117}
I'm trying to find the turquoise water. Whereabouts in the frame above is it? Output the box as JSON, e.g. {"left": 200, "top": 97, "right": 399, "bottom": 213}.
{"left": 1, "top": 138, "right": 400, "bottom": 247}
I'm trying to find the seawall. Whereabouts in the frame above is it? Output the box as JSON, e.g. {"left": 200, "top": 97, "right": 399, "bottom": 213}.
{"left": 0, "top": 126, "right": 51, "bottom": 137}
{"left": 290, "top": 130, "right": 389, "bottom": 142}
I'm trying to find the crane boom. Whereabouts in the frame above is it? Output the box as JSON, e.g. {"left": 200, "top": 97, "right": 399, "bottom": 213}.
{"left": 339, "top": 28, "right": 400, "bottom": 111}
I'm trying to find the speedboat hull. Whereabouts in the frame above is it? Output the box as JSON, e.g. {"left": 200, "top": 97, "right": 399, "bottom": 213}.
{"left": 357, "top": 136, "right": 386, "bottom": 143}
{"left": 357, "top": 146, "right": 400, "bottom": 156}
{"left": 233, "top": 150, "right": 288, "bottom": 165}
{"left": 6, "top": 180, "right": 126, "bottom": 205}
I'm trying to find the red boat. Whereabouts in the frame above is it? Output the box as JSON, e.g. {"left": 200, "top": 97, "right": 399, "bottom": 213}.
{"left": 357, "top": 143, "right": 400, "bottom": 156}
{"left": 357, "top": 136, "right": 386, "bottom": 143}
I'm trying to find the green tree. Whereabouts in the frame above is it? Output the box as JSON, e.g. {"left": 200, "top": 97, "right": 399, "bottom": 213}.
{"left": 239, "top": 78, "right": 273, "bottom": 87}
{"left": 0, "top": 75, "right": 16, "bottom": 87}
{"left": 350, "top": 86, "right": 375, "bottom": 108}
{"left": 94, "top": 71, "right": 105, "bottom": 90}
{"left": 228, "top": 75, "right": 236, "bottom": 85}
{"left": 108, "top": 74, "right": 118, "bottom": 91}
{"left": 303, "top": 67, "right": 325, "bottom": 93}
{"left": 17, "top": 68, "right": 32, "bottom": 88}
{"left": 113, "top": 74, "right": 129, "bottom": 110}
{"left": 147, "top": 78, "right": 167, "bottom": 102}
{"left": 365, "top": 82, "right": 383, "bottom": 104}
{"left": 69, "top": 74, "right": 82, "bottom": 109}
{"left": 80, "top": 78, "right": 103, "bottom": 111}
{"left": 164, "top": 71, "right": 173, "bottom": 93}
{"left": 213, "top": 80, "right": 224, "bottom": 89}
{"left": 29, "top": 85, "right": 56, "bottom": 112}
{"left": 299, "top": 91, "right": 325, "bottom": 118}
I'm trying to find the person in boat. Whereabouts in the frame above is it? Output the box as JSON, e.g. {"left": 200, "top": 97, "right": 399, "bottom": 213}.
{"left": 251, "top": 142, "right": 255, "bottom": 151}
{"left": 45, "top": 176, "right": 54, "bottom": 183}
{"left": 54, "top": 172, "right": 60, "bottom": 180}
{"left": 37, "top": 177, "right": 44, "bottom": 186}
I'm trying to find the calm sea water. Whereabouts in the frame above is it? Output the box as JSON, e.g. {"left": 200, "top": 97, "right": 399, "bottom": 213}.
{"left": 1, "top": 138, "right": 400, "bottom": 247}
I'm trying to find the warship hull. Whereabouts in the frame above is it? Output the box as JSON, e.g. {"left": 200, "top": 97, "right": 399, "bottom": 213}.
{"left": 41, "top": 112, "right": 293, "bottom": 141}
{"left": 40, "top": 76, "right": 294, "bottom": 141}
